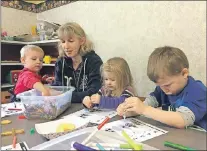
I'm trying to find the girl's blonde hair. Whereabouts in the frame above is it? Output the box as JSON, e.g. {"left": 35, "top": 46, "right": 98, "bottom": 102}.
{"left": 101, "top": 57, "right": 136, "bottom": 96}
{"left": 57, "top": 22, "right": 94, "bottom": 57}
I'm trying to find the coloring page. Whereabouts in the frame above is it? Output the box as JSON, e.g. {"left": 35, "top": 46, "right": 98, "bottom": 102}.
{"left": 102, "top": 118, "right": 168, "bottom": 142}
{"left": 1, "top": 142, "right": 29, "bottom": 150}
{"left": 1, "top": 102, "right": 25, "bottom": 118}
{"left": 63, "top": 109, "right": 117, "bottom": 124}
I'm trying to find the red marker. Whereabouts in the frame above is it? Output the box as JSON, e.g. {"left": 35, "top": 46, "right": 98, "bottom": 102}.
{"left": 82, "top": 116, "right": 110, "bottom": 145}
{"left": 8, "top": 108, "right": 22, "bottom": 111}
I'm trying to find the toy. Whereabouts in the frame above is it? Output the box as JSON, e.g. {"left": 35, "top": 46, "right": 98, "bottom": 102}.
{"left": 1, "top": 129, "right": 24, "bottom": 136}
{"left": 18, "top": 115, "right": 26, "bottom": 119}
{"left": 30, "top": 128, "right": 35, "bottom": 135}
{"left": 1, "top": 120, "right": 12, "bottom": 125}
{"left": 56, "top": 123, "right": 76, "bottom": 133}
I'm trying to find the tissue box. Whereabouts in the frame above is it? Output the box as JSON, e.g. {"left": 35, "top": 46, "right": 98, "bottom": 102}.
{"left": 16, "top": 86, "right": 75, "bottom": 120}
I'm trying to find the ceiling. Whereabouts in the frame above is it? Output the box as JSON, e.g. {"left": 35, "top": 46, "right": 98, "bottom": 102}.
{"left": 22, "top": 0, "right": 46, "bottom": 5}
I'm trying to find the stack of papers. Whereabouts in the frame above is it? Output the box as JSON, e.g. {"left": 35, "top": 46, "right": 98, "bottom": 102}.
{"left": 1, "top": 102, "right": 25, "bottom": 118}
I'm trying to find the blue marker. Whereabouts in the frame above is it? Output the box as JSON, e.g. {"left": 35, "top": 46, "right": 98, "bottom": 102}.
{"left": 96, "top": 143, "right": 105, "bottom": 150}
{"left": 73, "top": 142, "right": 97, "bottom": 151}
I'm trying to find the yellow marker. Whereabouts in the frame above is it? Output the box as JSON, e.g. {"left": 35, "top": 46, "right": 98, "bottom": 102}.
{"left": 1, "top": 120, "right": 12, "bottom": 125}
{"left": 56, "top": 123, "right": 76, "bottom": 133}
{"left": 1, "top": 129, "right": 24, "bottom": 136}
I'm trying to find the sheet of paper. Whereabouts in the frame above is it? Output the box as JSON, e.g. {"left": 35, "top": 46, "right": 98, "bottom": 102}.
{"left": 101, "top": 118, "right": 168, "bottom": 142}
{"left": 63, "top": 109, "right": 117, "bottom": 124}
{"left": 1, "top": 102, "right": 25, "bottom": 118}
{"left": 1, "top": 141, "right": 29, "bottom": 150}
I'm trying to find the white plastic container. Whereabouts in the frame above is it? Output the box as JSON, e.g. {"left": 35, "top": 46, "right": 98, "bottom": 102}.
{"left": 16, "top": 86, "right": 75, "bottom": 120}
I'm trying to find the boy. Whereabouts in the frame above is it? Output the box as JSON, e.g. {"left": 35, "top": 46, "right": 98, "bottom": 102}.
{"left": 13, "top": 45, "right": 50, "bottom": 97}
{"left": 117, "top": 46, "right": 206, "bottom": 131}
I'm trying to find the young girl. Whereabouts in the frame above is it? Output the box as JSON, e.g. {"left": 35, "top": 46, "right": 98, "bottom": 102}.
{"left": 47, "top": 22, "right": 103, "bottom": 103}
{"left": 83, "top": 57, "right": 137, "bottom": 109}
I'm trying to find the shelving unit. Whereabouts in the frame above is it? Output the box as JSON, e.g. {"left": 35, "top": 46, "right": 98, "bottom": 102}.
{"left": 1, "top": 83, "right": 14, "bottom": 88}
{"left": 1, "top": 40, "right": 59, "bottom": 91}
{"left": 1, "top": 62, "right": 55, "bottom": 66}
{"left": 1, "top": 39, "right": 60, "bottom": 45}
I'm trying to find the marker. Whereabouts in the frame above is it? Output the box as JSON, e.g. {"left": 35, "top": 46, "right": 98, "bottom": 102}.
{"left": 164, "top": 141, "right": 196, "bottom": 151}
{"left": 82, "top": 116, "right": 110, "bottom": 145}
{"left": 123, "top": 113, "right": 126, "bottom": 120}
{"left": 8, "top": 108, "right": 22, "bottom": 111}
{"left": 96, "top": 143, "right": 105, "bottom": 150}
{"left": 122, "top": 130, "right": 143, "bottom": 150}
{"left": 88, "top": 143, "right": 133, "bottom": 149}
{"left": 73, "top": 142, "right": 97, "bottom": 151}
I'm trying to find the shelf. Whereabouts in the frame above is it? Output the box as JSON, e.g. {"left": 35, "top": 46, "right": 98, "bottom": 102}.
{"left": 1, "top": 83, "right": 14, "bottom": 88}
{"left": 1, "top": 39, "right": 60, "bottom": 45}
{"left": 1, "top": 62, "right": 55, "bottom": 66}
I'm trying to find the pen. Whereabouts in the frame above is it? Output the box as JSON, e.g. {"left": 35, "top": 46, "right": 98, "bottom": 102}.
{"left": 164, "top": 141, "right": 196, "bottom": 151}
{"left": 82, "top": 116, "right": 110, "bottom": 145}
{"left": 14, "top": 102, "right": 16, "bottom": 108}
{"left": 12, "top": 128, "right": 17, "bottom": 149}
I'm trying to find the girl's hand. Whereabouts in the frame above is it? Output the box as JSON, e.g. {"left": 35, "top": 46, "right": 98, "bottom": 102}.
{"left": 90, "top": 94, "right": 101, "bottom": 104}
{"left": 124, "top": 97, "right": 147, "bottom": 115}
{"left": 82, "top": 96, "right": 92, "bottom": 108}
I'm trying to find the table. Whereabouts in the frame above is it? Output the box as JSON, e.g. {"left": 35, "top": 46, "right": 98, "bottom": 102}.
{"left": 1, "top": 103, "right": 206, "bottom": 150}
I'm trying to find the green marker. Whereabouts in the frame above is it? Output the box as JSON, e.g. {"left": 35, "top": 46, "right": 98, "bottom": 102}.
{"left": 122, "top": 130, "right": 143, "bottom": 150}
{"left": 164, "top": 141, "right": 196, "bottom": 151}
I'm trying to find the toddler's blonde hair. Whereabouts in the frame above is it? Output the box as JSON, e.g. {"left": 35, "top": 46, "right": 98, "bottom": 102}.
{"left": 101, "top": 57, "right": 136, "bottom": 96}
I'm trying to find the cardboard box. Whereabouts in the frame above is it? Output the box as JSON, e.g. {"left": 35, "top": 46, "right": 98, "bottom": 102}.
{"left": 1, "top": 91, "right": 11, "bottom": 104}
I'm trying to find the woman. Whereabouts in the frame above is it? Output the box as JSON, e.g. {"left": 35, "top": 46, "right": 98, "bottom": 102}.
{"left": 48, "top": 22, "right": 103, "bottom": 103}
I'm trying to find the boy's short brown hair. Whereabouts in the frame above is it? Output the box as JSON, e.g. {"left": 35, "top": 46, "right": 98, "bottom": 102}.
{"left": 147, "top": 46, "right": 189, "bottom": 83}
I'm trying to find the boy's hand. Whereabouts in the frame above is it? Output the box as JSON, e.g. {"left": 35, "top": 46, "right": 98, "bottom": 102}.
{"left": 116, "top": 102, "right": 127, "bottom": 116}
{"left": 42, "top": 89, "right": 51, "bottom": 96}
{"left": 124, "top": 97, "right": 147, "bottom": 115}
{"left": 46, "top": 77, "right": 55, "bottom": 84}
{"left": 83, "top": 96, "right": 92, "bottom": 108}
{"left": 90, "top": 94, "right": 101, "bottom": 104}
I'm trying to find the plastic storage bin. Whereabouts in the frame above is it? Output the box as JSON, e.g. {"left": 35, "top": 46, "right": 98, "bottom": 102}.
{"left": 16, "top": 86, "right": 75, "bottom": 120}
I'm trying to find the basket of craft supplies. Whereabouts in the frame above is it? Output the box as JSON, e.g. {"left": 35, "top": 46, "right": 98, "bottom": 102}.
{"left": 16, "top": 86, "right": 75, "bottom": 120}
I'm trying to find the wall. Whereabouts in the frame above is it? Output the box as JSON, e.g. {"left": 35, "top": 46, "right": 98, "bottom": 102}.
{"left": 38, "top": 1, "right": 206, "bottom": 96}
{"left": 1, "top": 7, "right": 37, "bottom": 36}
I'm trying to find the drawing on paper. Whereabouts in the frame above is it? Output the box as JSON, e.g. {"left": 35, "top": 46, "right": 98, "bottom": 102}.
{"left": 102, "top": 118, "right": 168, "bottom": 142}
{"left": 63, "top": 109, "right": 117, "bottom": 124}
